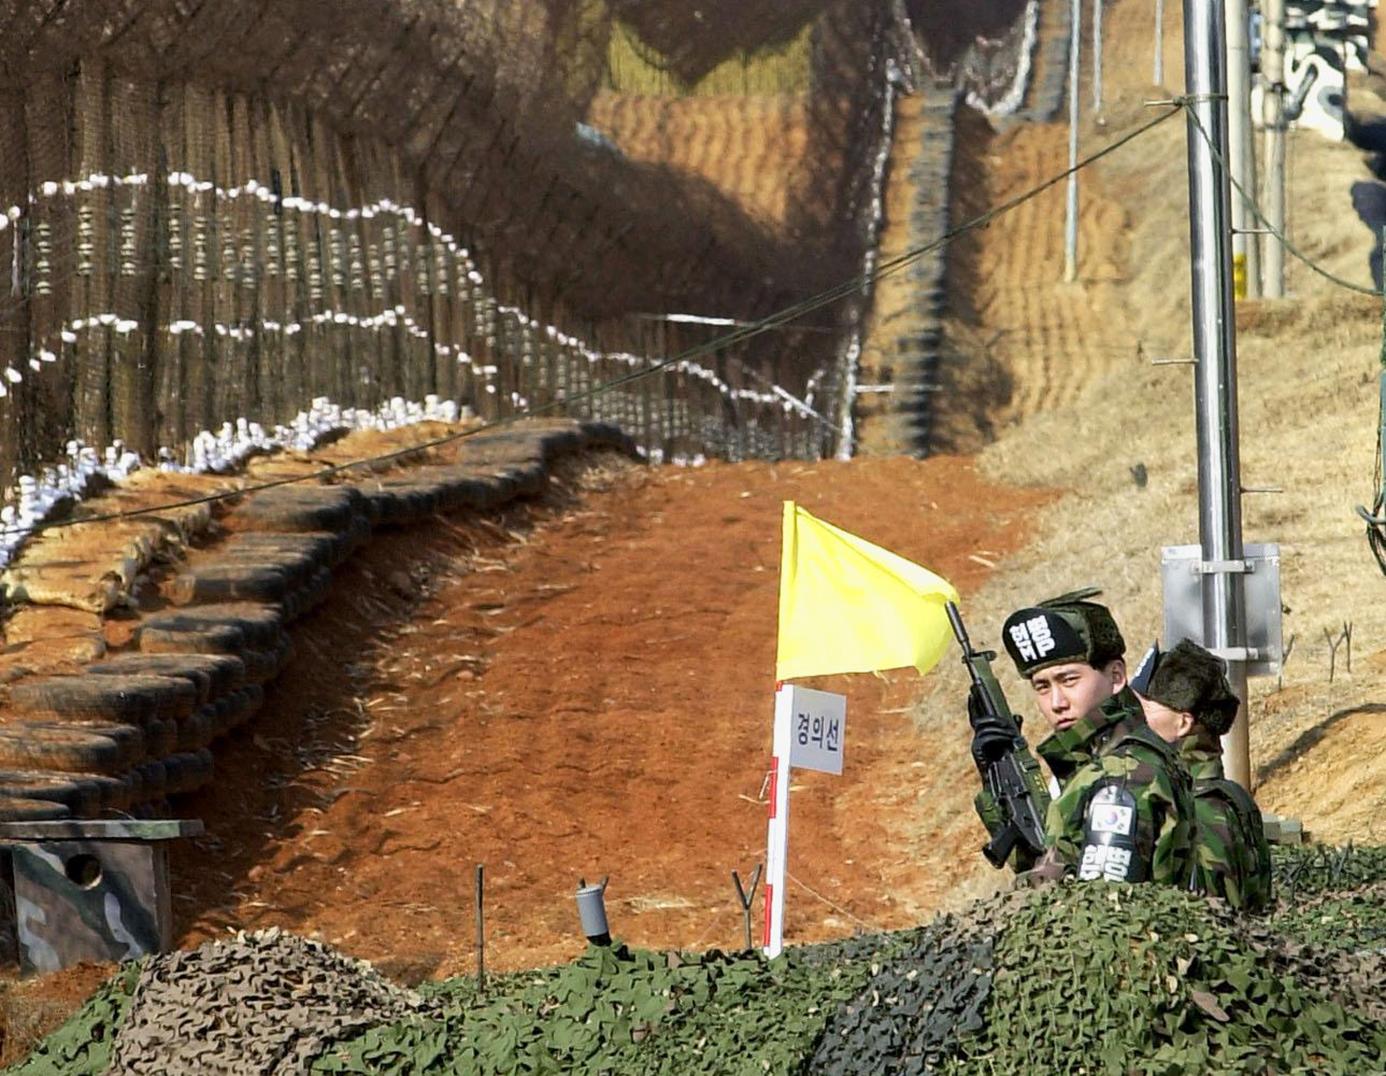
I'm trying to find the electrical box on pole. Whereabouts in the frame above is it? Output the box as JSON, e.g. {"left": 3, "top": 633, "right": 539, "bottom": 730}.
{"left": 1161, "top": 544, "right": 1284, "bottom": 678}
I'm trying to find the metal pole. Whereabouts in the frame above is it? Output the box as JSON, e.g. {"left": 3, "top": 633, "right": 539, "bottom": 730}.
{"left": 1155, "top": 0, "right": 1165, "bottom": 85}
{"left": 1183, "top": 0, "right": 1251, "bottom": 789}
{"left": 1065, "top": 0, "right": 1082, "bottom": 283}
{"left": 1262, "top": 0, "right": 1286, "bottom": 297}
{"left": 1226, "top": 0, "right": 1261, "bottom": 298}
{"left": 1093, "top": 0, "right": 1104, "bottom": 113}
{"left": 475, "top": 863, "right": 486, "bottom": 992}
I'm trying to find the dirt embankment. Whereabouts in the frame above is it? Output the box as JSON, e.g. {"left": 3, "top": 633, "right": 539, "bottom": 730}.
{"left": 948, "top": 0, "right": 1386, "bottom": 842}
{"left": 164, "top": 454, "right": 1048, "bottom": 981}
{"left": 586, "top": 95, "right": 809, "bottom": 230}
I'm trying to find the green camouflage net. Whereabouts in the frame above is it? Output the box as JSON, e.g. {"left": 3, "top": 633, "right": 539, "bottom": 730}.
{"left": 1271, "top": 883, "right": 1386, "bottom": 952}
{"left": 311, "top": 934, "right": 914, "bottom": 1075}
{"left": 932, "top": 883, "right": 1386, "bottom": 1075}
{"left": 13, "top": 861, "right": 1386, "bottom": 1075}
{"left": 6, "top": 962, "right": 140, "bottom": 1076}
{"left": 1272, "top": 843, "right": 1386, "bottom": 898}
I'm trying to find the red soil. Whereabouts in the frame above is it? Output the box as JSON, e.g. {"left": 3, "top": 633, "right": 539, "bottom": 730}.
{"left": 166, "top": 453, "right": 1050, "bottom": 981}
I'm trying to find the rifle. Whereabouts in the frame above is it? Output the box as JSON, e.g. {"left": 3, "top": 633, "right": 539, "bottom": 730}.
{"left": 946, "top": 602, "right": 1050, "bottom": 869}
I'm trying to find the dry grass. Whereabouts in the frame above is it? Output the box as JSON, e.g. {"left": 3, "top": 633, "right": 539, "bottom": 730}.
{"left": 912, "top": 0, "right": 1386, "bottom": 843}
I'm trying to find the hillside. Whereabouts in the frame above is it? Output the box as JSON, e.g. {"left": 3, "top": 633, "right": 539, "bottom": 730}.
{"left": 4, "top": 0, "right": 1386, "bottom": 1064}
{"left": 935, "top": 0, "right": 1386, "bottom": 846}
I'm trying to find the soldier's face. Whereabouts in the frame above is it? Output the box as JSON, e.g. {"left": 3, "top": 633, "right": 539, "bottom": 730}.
{"left": 1136, "top": 695, "right": 1197, "bottom": 743}
{"left": 1028, "top": 659, "right": 1125, "bottom": 732}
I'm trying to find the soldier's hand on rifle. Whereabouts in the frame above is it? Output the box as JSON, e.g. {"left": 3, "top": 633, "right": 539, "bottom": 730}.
{"left": 968, "top": 686, "right": 1018, "bottom": 766}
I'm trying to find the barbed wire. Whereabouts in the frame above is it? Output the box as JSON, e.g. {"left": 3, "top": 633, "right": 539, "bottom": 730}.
{"left": 18, "top": 102, "right": 1184, "bottom": 536}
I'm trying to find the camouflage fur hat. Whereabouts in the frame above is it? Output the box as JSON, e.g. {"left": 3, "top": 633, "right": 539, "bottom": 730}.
{"left": 1001, "top": 587, "right": 1126, "bottom": 678}
{"left": 1138, "top": 639, "right": 1241, "bottom": 736}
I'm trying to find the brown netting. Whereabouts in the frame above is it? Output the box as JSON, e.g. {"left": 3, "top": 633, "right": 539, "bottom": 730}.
{"left": 906, "top": 0, "right": 1032, "bottom": 73}
{"left": 0, "top": 0, "right": 912, "bottom": 485}
{"left": 603, "top": 0, "right": 835, "bottom": 86}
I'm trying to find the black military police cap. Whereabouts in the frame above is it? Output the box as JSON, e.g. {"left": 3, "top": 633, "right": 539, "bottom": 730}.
{"left": 1137, "top": 639, "right": 1240, "bottom": 735}
{"left": 1002, "top": 587, "right": 1126, "bottom": 678}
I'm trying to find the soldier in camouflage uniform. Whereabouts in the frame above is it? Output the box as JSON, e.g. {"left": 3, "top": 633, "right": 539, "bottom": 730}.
{"left": 971, "top": 589, "right": 1145, "bottom": 872}
{"left": 1130, "top": 639, "right": 1274, "bottom": 910}
{"left": 1039, "top": 706, "right": 1197, "bottom": 885}
{"left": 973, "top": 589, "right": 1196, "bottom": 885}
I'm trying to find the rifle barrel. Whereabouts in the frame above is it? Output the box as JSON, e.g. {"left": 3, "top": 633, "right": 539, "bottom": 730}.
{"left": 946, "top": 601, "right": 968, "bottom": 649}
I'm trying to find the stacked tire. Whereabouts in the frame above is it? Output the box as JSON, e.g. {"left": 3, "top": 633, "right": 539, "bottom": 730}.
{"left": 0, "top": 421, "right": 637, "bottom": 819}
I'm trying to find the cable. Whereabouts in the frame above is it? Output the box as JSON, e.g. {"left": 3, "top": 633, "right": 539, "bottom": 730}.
{"left": 18, "top": 103, "right": 1183, "bottom": 536}
{"left": 1184, "top": 106, "right": 1379, "bottom": 297}
{"left": 1363, "top": 304, "right": 1386, "bottom": 576}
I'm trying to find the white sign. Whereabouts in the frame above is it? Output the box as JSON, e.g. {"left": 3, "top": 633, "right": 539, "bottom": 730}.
{"left": 786, "top": 685, "right": 847, "bottom": 775}
{"left": 763, "top": 683, "right": 847, "bottom": 957}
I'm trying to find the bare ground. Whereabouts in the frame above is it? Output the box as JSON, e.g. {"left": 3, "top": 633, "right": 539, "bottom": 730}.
{"left": 165, "top": 453, "right": 1049, "bottom": 981}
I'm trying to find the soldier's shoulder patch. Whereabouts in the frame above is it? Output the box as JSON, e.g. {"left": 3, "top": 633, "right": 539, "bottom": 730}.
{"left": 1088, "top": 786, "right": 1136, "bottom": 836}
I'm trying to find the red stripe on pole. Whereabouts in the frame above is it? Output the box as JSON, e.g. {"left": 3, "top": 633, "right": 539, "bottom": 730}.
{"left": 763, "top": 882, "right": 773, "bottom": 945}
{"left": 767, "top": 758, "right": 778, "bottom": 818}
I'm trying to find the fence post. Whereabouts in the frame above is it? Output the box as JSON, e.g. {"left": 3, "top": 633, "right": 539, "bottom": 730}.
{"left": 0, "top": 86, "right": 30, "bottom": 487}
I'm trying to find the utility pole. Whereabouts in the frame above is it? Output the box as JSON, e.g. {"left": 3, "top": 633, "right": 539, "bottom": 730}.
{"left": 1262, "top": 0, "right": 1287, "bottom": 297}
{"left": 1182, "top": 0, "right": 1252, "bottom": 789}
{"left": 1065, "top": 0, "right": 1082, "bottom": 283}
{"left": 1154, "top": 0, "right": 1165, "bottom": 85}
{"left": 1093, "top": 0, "right": 1104, "bottom": 113}
{"left": 1226, "top": 0, "right": 1261, "bottom": 297}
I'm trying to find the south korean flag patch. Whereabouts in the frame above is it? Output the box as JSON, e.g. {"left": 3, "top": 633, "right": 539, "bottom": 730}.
{"left": 1077, "top": 783, "right": 1145, "bottom": 883}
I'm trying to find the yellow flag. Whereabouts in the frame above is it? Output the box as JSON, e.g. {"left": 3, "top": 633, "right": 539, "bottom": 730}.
{"left": 776, "top": 501, "right": 959, "bottom": 681}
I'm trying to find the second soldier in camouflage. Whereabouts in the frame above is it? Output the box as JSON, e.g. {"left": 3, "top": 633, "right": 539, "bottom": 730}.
{"left": 1130, "top": 638, "right": 1274, "bottom": 910}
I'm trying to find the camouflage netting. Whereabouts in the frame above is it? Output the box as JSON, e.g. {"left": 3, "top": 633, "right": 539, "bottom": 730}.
{"left": 105, "top": 928, "right": 434, "bottom": 1075}
{"left": 1272, "top": 842, "right": 1386, "bottom": 897}
{"left": 15, "top": 860, "right": 1386, "bottom": 1075}
{"left": 0, "top": 0, "right": 915, "bottom": 480}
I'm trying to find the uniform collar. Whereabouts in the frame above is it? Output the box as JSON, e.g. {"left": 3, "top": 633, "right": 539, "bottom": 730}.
{"left": 1037, "top": 686, "right": 1145, "bottom": 782}
{"left": 1178, "top": 729, "right": 1226, "bottom": 781}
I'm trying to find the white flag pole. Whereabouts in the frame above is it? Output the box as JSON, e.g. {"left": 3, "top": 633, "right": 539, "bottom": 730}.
{"left": 763, "top": 683, "right": 792, "bottom": 957}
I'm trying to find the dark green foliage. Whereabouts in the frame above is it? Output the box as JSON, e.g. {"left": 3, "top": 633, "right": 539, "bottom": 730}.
{"left": 4, "top": 962, "right": 141, "bottom": 1076}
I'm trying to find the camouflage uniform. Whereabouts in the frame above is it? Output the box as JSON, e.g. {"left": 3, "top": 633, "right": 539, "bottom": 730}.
{"left": 1182, "top": 732, "right": 1274, "bottom": 911}
{"left": 1035, "top": 687, "right": 1145, "bottom": 787}
{"left": 1043, "top": 722, "right": 1197, "bottom": 885}
{"left": 973, "top": 591, "right": 1200, "bottom": 885}
{"left": 1133, "top": 639, "right": 1273, "bottom": 911}
{"left": 974, "top": 688, "right": 1144, "bottom": 872}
